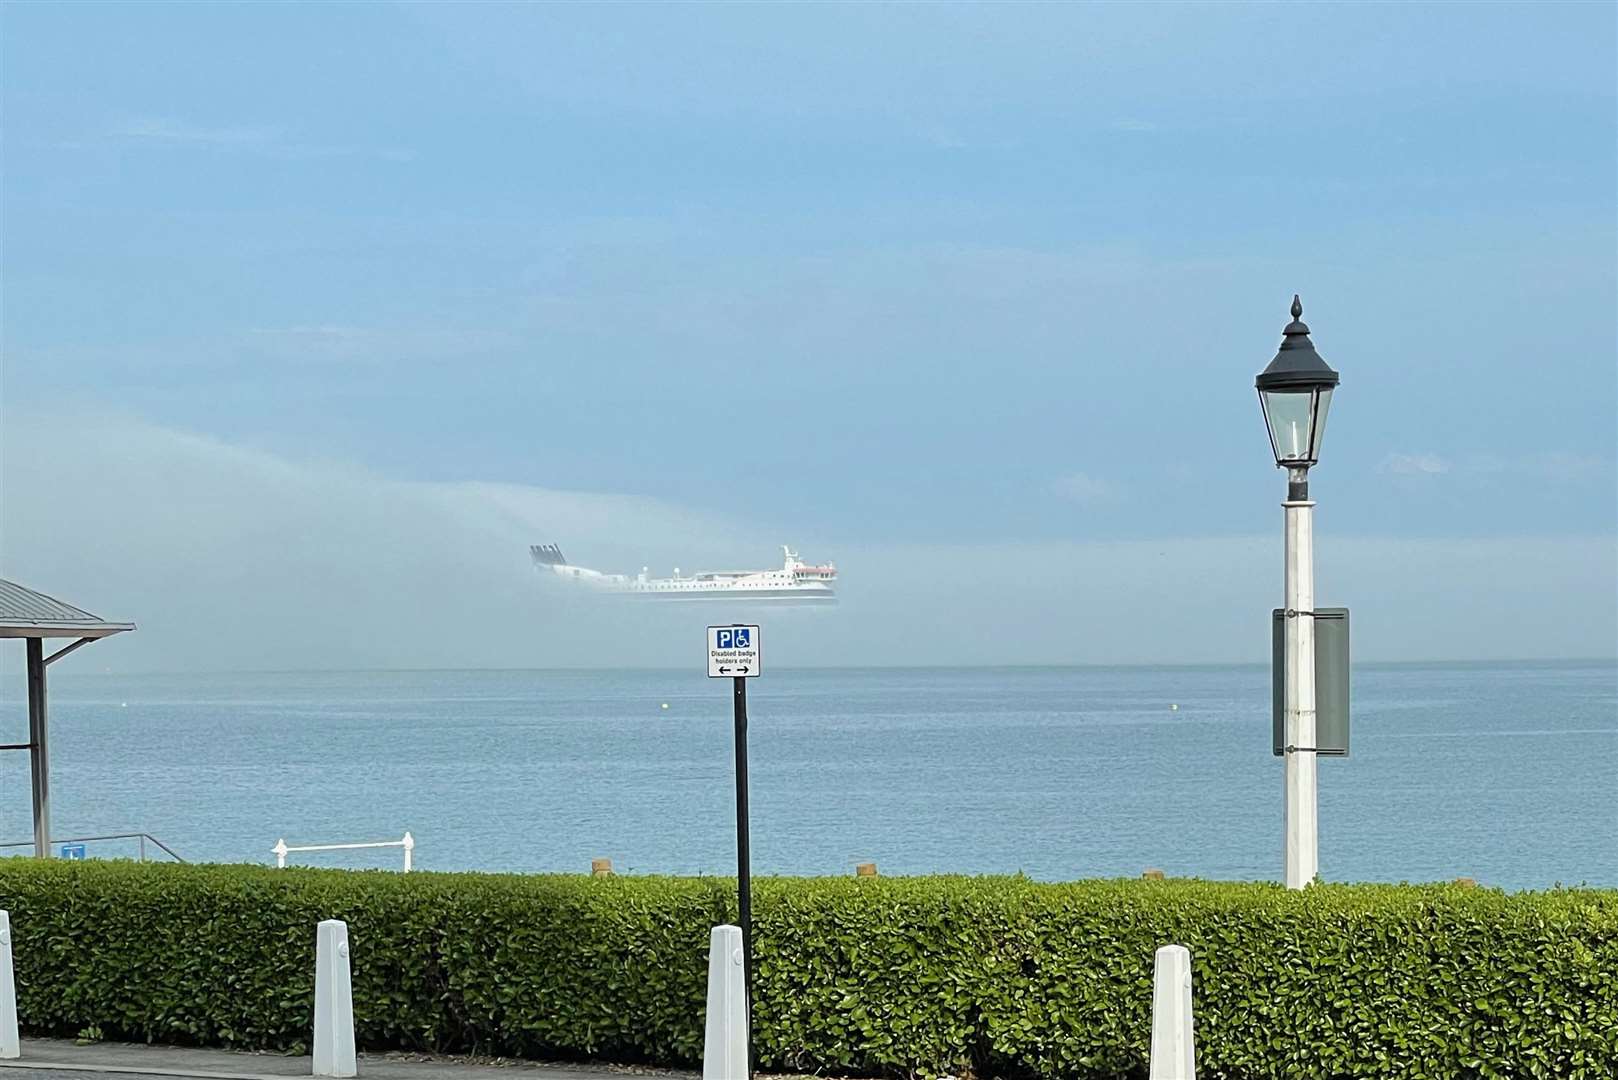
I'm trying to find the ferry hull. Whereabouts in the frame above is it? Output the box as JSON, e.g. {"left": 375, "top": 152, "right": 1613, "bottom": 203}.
{"left": 628, "top": 588, "right": 837, "bottom": 604}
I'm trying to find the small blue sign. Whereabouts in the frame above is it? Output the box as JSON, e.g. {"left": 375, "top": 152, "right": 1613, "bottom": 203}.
{"left": 60, "top": 844, "right": 87, "bottom": 860}
{"left": 715, "top": 628, "right": 751, "bottom": 649}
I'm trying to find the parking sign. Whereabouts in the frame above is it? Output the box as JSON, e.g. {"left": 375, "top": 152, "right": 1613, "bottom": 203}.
{"left": 707, "top": 624, "right": 761, "bottom": 678}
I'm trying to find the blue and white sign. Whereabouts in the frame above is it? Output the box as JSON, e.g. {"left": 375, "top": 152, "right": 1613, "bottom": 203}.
{"left": 714, "top": 627, "right": 750, "bottom": 650}
{"left": 708, "top": 624, "right": 761, "bottom": 678}
{"left": 60, "top": 844, "right": 87, "bottom": 860}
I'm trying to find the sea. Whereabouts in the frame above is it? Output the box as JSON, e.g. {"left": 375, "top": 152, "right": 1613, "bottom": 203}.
{"left": 3, "top": 662, "right": 1614, "bottom": 891}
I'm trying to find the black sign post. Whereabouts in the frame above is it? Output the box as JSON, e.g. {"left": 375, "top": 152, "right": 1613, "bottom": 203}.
{"left": 707, "top": 624, "right": 761, "bottom": 1080}
{"left": 732, "top": 673, "right": 753, "bottom": 1080}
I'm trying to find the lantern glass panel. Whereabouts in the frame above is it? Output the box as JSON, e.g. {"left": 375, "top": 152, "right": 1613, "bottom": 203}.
{"left": 1261, "top": 388, "right": 1318, "bottom": 464}
{"left": 1309, "top": 387, "right": 1333, "bottom": 461}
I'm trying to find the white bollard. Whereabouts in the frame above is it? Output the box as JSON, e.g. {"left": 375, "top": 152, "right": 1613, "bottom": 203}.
{"left": 313, "top": 920, "right": 356, "bottom": 1078}
{"left": 1148, "top": 944, "right": 1195, "bottom": 1080}
{"left": 702, "top": 924, "right": 747, "bottom": 1080}
{"left": 0, "top": 911, "right": 17, "bottom": 1059}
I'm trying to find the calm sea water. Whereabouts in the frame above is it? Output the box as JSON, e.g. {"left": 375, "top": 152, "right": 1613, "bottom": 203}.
{"left": 2, "top": 663, "right": 1613, "bottom": 891}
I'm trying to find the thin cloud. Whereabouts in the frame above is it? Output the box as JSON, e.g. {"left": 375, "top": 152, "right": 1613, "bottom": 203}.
{"left": 116, "top": 116, "right": 277, "bottom": 147}
{"left": 920, "top": 125, "right": 969, "bottom": 150}
{"left": 1469, "top": 452, "right": 1610, "bottom": 480}
{"left": 1381, "top": 451, "right": 1612, "bottom": 482}
{"left": 104, "top": 115, "right": 414, "bottom": 162}
{"left": 1380, "top": 452, "right": 1451, "bottom": 476}
{"left": 1051, "top": 471, "right": 1113, "bottom": 503}
{"left": 248, "top": 325, "right": 374, "bottom": 340}
{"left": 244, "top": 324, "right": 514, "bottom": 365}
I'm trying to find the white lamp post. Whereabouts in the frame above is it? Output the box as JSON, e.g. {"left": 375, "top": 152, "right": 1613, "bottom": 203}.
{"left": 1257, "top": 295, "right": 1340, "bottom": 890}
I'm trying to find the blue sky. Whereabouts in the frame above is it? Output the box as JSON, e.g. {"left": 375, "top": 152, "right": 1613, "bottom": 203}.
{"left": 1, "top": 2, "right": 1614, "bottom": 668}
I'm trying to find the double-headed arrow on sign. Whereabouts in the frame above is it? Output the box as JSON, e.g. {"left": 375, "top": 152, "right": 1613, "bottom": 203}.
{"left": 719, "top": 665, "right": 752, "bottom": 675}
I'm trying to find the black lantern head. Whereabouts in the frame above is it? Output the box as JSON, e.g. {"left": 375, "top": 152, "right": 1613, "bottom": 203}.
{"left": 1256, "top": 295, "right": 1339, "bottom": 468}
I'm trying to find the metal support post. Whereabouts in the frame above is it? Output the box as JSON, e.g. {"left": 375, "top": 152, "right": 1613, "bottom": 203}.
{"left": 1283, "top": 469, "right": 1319, "bottom": 889}
{"left": 313, "top": 920, "right": 356, "bottom": 1077}
{"left": 26, "top": 639, "right": 50, "bottom": 860}
{"left": 732, "top": 675, "right": 753, "bottom": 1080}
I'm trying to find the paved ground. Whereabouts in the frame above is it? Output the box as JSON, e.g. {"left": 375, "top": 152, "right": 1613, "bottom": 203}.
{"left": 0, "top": 1040, "right": 699, "bottom": 1080}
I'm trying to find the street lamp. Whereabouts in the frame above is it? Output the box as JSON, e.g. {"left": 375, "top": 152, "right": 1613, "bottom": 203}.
{"left": 1257, "top": 295, "right": 1339, "bottom": 890}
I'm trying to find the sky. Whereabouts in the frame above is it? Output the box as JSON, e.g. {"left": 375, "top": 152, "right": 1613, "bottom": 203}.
{"left": 1, "top": 1, "right": 1614, "bottom": 670}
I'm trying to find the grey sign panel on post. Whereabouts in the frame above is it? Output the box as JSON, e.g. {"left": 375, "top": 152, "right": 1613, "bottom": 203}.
{"left": 1272, "top": 607, "right": 1350, "bottom": 756}
{"left": 1314, "top": 609, "right": 1350, "bottom": 756}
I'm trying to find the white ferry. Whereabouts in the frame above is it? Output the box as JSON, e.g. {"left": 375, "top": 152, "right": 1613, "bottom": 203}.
{"left": 530, "top": 545, "right": 837, "bottom": 604}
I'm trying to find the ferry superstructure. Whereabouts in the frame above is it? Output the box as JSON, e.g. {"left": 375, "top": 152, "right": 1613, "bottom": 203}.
{"left": 530, "top": 545, "right": 838, "bottom": 604}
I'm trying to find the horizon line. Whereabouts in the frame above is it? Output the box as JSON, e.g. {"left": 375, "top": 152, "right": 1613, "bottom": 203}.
{"left": 34, "top": 657, "right": 1618, "bottom": 679}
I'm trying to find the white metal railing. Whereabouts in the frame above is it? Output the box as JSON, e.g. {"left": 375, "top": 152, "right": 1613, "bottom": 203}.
{"left": 272, "top": 832, "right": 414, "bottom": 872}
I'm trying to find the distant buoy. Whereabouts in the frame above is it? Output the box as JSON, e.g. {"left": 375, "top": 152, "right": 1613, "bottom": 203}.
{"left": 120, "top": 703, "right": 128, "bottom": 708}
{"left": 1170, "top": 703, "right": 1179, "bottom": 711}
{"left": 661, "top": 703, "right": 670, "bottom": 710}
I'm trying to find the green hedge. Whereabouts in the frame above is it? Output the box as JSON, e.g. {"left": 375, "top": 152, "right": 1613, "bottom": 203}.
{"left": 1, "top": 861, "right": 1614, "bottom": 1078}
